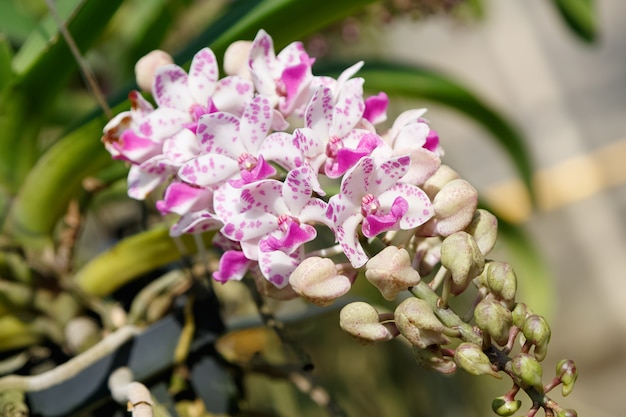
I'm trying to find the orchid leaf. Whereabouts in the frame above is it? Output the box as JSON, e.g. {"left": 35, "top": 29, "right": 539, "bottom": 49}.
{"left": 178, "top": 0, "right": 379, "bottom": 63}
{"left": 551, "top": 0, "right": 597, "bottom": 43}
{"left": 318, "top": 61, "right": 535, "bottom": 202}
{"left": 74, "top": 225, "right": 216, "bottom": 297}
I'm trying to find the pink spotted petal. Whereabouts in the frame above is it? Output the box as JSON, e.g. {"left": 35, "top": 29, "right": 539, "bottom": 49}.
{"left": 362, "top": 196, "right": 408, "bottom": 238}
{"left": 162, "top": 129, "right": 199, "bottom": 165}
{"left": 188, "top": 48, "right": 218, "bottom": 107}
{"left": 239, "top": 96, "right": 273, "bottom": 153}
{"left": 153, "top": 65, "right": 193, "bottom": 111}
{"left": 370, "top": 155, "right": 411, "bottom": 194}
{"left": 335, "top": 61, "right": 364, "bottom": 90}
{"left": 229, "top": 154, "right": 277, "bottom": 188}
{"left": 196, "top": 112, "right": 243, "bottom": 156}
{"left": 283, "top": 166, "right": 314, "bottom": 214}
{"left": 258, "top": 249, "right": 303, "bottom": 288}
{"left": 127, "top": 159, "right": 175, "bottom": 200}
{"left": 178, "top": 154, "right": 239, "bottom": 187}
{"left": 258, "top": 131, "right": 305, "bottom": 171}
{"left": 249, "top": 29, "right": 278, "bottom": 97}
{"left": 331, "top": 77, "right": 365, "bottom": 138}
{"left": 334, "top": 213, "right": 368, "bottom": 268}
{"left": 259, "top": 221, "right": 316, "bottom": 254}
{"left": 304, "top": 86, "right": 333, "bottom": 135}
{"left": 212, "top": 76, "right": 254, "bottom": 116}
{"left": 156, "top": 182, "right": 213, "bottom": 216}
{"left": 212, "top": 250, "right": 253, "bottom": 283}
{"left": 113, "top": 130, "right": 161, "bottom": 164}
{"left": 299, "top": 198, "right": 331, "bottom": 226}
{"left": 137, "top": 107, "right": 191, "bottom": 142}
{"left": 363, "top": 92, "right": 388, "bottom": 125}
{"left": 279, "top": 62, "right": 312, "bottom": 115}
{"left": 379, "top": 183, "right": 434, "bottom": 230}
{"left": 326, "top": 132, "right": 382, "bottom": 178}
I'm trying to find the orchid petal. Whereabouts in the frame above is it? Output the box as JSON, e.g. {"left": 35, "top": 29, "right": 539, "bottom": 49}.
{"left": 249, "top": 29, "right": 278, "bottom": 97}
{"left": 394, "top": 122, "right": 429, "bottom": 152}
{"left": 156, "top": 182, "right": 212, "bottom": 215}
{"left": 178, "top": 154, "right": 239, "bottom": 186}
{"left": 363, "top": 92, "right": 389, "bottom": 125}
{"left": 212, "top": 76, "right": 254, "bottom": 116}
{"left": 259, "top": 131, "right": 305, "bottom": 171}
{"left": 380, "top": 183, "right": 433, "bottom": 230}
{"left": 212, "top": 250, "right": 253, "bottom": 283}
{"left": 162, "top": 129, "right": 199, "bottom": 165}
{"left": 388, "top": 108, "right": 428, "bottom": 139}
{"left": 335, "top": 213, "right": 368, "bottom": 268}
{"left": 239, "top": 96, "right": 273, "bottom": 153}
{"left": 283, "top": 166, "right": 314, "bottom": 214}
{"left": 188, "top": 48, "right": 218, "bottom": 107}
{"left": 169, "top": 211, "right": 222, "bottom": 236}
{"left": 153, "top": 65, "right": 193, "bottom": 111}
{"left": 305, "top": 86, "right": 333, "bottom": 135}
{"left": 196, "top": 112, "right": 242, "bottom": 155}
{"left": 258, "top": 249, "right": 303, "bottom": 288}
{"left": 138, "top": 107, "right": 191, "bottom": 142}
{"left": 331, "top": 77, "right": 365, "bottom": 138}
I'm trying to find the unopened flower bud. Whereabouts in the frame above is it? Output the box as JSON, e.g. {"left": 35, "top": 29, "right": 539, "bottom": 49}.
{"left": 394, "top": 297, "right": 449, "bottom": 348}
{"left": 135, "top": 50, "right": 174, "bottom": 92}
{"left": 224, "top": 40, "right": 252, "bottom": 78}
{"left": 485, "top": 262, "right": 517, "bottom": 306}
{"left": 339, "top": 302, "right": 397, "bottom": 344}
{"left": 454, "top": 342, "right": 501, "bottom": 378}
{"left": 556, "top": 359, "right": 577, "bottom": 396}
{"left": 422, "top": 164, "right": 460, "bottom": 200}
{"left": 557, "top": 409, "right": 578, "bottom": 417}
{"left": 441, "top": 232, "right": 485, "bottom": 295}
{"left": 465, "top": 209, "right": 498, "bottom": 256}
{"left": 474, "top": 298, "right": 512, "bottom": 346}
{"left": 412, "top": 345, "right": 457, "bottom": 374}
{"left": 511, "top": 302, "right": 534, "bottom": 329}
{"left": 289, "top": 257, "right": 352, "bottom": 306}
{"left": 511, "top": 353, "right": 543, "bottom": 393}
{"left": 429, "top": 179, "right": 479, "bottom": 237}
{"left": 491, "top": 396, "right": 522, "bottom": 416}
{"left": 522, "top": 315, "right": 551, "bottom": 361}
{"left": 365, "top": 247, "right": 421, "bottom": 300}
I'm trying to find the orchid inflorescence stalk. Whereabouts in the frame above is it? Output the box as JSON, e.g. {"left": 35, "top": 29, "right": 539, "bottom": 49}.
{"left": 103, "top": 29, "right": 578, "bottom": 416}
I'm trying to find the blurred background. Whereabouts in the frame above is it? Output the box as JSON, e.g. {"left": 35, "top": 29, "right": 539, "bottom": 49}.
{"left": 320, "top": 1, "right": 625, "bottom": 415}
{"left": 1, "top": 0, "right": 624, "bottom": 416}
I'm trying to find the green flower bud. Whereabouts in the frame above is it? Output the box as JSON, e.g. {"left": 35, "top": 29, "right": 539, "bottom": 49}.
{"left": 511, "top": 353, "right": 543, "bottom": 393}
{"left": 412, "top": 345, "right": 457, "bottom": 374}
{"left": 485, "top": 262, "right": 517, "bottom": 306}
{"left": 491, "top": 396, "right": 522, "bottom": 416}
{"left": 339, "top": 302, "right": 397, "bottom": 344}
{"left": 394, "top": 297, "right": 449, "bottom": 348}
{"left": 465, "top": 209, "right": 499, "bottom": 256}
{"left": 474, "top": 298, "right": 513, "bottom": 346}
{"left": 556, "top": 359, "right": 577, "bottom": 396}
{"left": 422, "top": 164, "right": 460, "bottom": 200}
{"left": 557, "top": 409, "right": 578, "bottom": 417}
{"left": 511, "top": 302, "right": 534, "bottom": 329}
{"left": 365, "top": 247, "right": 421, "bottom": 301}
{"left": 289, "top": 257, "right": 352, "bottom": 306}
{"left": 522, "top": 315, "right": 551, "bottom": 361}
{"left": 454, "top": 342, "right": 501, "bottom": 379}
{"left": 440, "top": 231, "right": 485, "bottom": 295}
{"left": 432, "top": 179, "right": 479, "bottom": 237}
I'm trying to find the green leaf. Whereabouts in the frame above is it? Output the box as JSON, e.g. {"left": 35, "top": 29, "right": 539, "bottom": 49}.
{"left": 0, "top": 35, "right": 14, "bottom": 91}
{"left": 0, "top": 0, "right": 125, "bottom": 195}
{"left": 552, "top": 0, "right": 597, "bottom": 43}
{"left": 74, "top": 225, "right": 216, "bottom": 296}
{"left": 178, "top": 0, "right": 379, "bottom": 63}
{"left": 319, "top": 61, "right": 535, "bottom": 202}
{"left": 0, "top": 1, "right": 40, "bottom": 43}
{"left": 4, "top": 111, "right": 113, "bottom": 248}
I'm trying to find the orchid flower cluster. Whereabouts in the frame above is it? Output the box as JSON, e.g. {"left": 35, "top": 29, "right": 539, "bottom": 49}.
{"left": 102, "top": 29, "right": 441, "bottom": 291}
{"left": 102, "top": 30, "right": 578, "bottom": 416}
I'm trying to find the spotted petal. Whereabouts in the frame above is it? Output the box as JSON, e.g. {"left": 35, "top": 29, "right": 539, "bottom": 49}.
{"left": 380, "top": 183, "right": 434, "bottom": 230}
{"left": 178, "top": 154, "right": 239, "bottom": 187}
{"left": 196, "top": 112, "right": 242, "bottom": 155}
{"left": 331, "top": 77, "right": 365, "bottom": 138}
{"left": 239, "top": 96, "right": 273, "bottom": 153}
{"left": 188, "top": 48, "right": 219, "bottom": 107}
{"left": 153, "top": 65, "right": 193, "bottom": 111}
{"left": 258, "top": 249, "right": 303, "bottom": 288}
{"left": 169, "top": 211, "right": 222, "bottom": 236}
